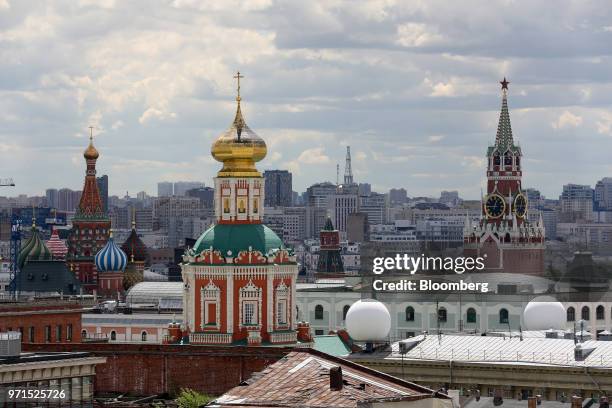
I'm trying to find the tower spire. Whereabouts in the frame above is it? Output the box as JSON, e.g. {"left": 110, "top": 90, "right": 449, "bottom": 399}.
{"left": 344, "top": 146, "right": 354, "bottom": 185}
{"left": 495, "top": 77, "right": 514, "bottom": 150}
{"left": 233, "top": 71, "right": 245, "bottom": 139}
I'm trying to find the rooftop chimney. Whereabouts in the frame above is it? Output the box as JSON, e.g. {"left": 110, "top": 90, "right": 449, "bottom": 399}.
{"left": 572, "top": 396, "right": 583, "bottom": 408}
{"left": 330, "top": 366, "right": 343, "bottom": 391}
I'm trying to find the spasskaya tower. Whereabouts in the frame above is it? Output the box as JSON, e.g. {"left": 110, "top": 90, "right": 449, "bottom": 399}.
{"left": 464, "top": 79, "right": 545, "bottom": 275}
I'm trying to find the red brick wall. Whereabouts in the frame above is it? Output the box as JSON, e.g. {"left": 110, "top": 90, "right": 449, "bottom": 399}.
{"left": 23, "top": 343, "right": 288, "bottom": 397}
{"left": 0, "top": 304, "right": 83, "bottom": 343}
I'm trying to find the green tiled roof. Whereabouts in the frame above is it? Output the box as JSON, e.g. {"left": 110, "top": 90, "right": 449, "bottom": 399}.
{"left": 192, "top": 223, "right": 285, "bottom": 257}
{"left": 312, "top": 335, "right": 351, "bottom": 357}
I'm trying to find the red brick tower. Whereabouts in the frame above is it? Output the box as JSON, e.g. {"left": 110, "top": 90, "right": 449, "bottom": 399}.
{"left": 463, "top": 79, "right": 545, "bottom": 275}
{"left": 67, "top": 129, "right": 111, "bottom": 292}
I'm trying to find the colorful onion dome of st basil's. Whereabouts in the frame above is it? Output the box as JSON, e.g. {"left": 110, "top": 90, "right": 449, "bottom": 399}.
{"left": 95, "top": 231, "right": 128, "bottom": 299}
{"left": 121, "top": 214, "right": 150, "bottom": 268}
{"left": 463, "top": 79, "right": 545, "bottom": 275}
{"left": 181, "top": 72, "right": 299, "bottom": 346}
{"left": 18, "top": 220, "right": 52, "bottom": 271}
{"left": 47, "top": 228, "right": 68, "bottom": 260}
{"left": 67, "top": 128, "right": 111, "bottom": 293}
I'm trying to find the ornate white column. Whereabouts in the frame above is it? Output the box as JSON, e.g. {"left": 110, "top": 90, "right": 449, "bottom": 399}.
{"left": 267, "top": 267, "right": 273, "bottom": 334}
{"left": 227, "top": 269, "right": 234, "bottom": 334}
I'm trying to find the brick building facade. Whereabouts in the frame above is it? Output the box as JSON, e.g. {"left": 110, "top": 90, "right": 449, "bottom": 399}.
{"left": 0, "top": 300, "right": 83, "bottom": 343}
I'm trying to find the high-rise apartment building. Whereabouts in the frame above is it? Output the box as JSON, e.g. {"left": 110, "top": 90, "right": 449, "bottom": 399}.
{"left": 264, "top": 170, "right": 292, "bottom": 207}
{"left": 559, "top": 184, "right": 593, "bottom": 222}
{"left": 96, "top": 175, "right": 109, "bottom": 213}
{"left": 595, "top": 177, "right": 612, "bottom": 211}
{"left": 389, "top": 188, "right": 407, "bottom": 205}
{"left": 173, "top": 181, "right": 205, "bottom": 196}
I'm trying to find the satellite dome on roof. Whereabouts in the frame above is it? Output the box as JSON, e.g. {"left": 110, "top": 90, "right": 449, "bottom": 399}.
{"left": 95, "top": 233, "right": 127, "bottom": 272}
{"left": 345, "top": 299, "right": 391, "bottom": 341}
{"left": 522, "top": 296, "right": 566, "bottom": 330}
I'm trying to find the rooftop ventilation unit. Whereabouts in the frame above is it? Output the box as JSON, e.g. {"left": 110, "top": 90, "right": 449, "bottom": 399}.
{"left": 0, "top": 331, "right": 21, "bottom": 357}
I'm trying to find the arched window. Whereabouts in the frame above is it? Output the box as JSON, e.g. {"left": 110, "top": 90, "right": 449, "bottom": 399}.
{"left": 582, "top": 306, "right": 590, "bottom": 321}
{"left": 141, "top": 331, "right": 147, "bottom": 342}
{"left": 81, "top": 330, "right": 87, "bottom": 339}
{"left": 438, "top": 308, "right": 447, "bottom": 323}
{"left": 493, "top": 152, "right": 500, "bottom": 166}
{"left": 110, "top": 331, "right": 116, "bottom": 341}
{"left": 596, "top": 305, "right": 605, "bottom": 320}
{"left": 499, "top": 308, "right": 509, "bottom": 324}
{"left": 342, "top": 305, "right": 350, "bottom": 321}
{"left": 504, "top": 152, "right": 512, "bottom": 166}
{"left": 405, "top": 306, "right": 415, "bottom": 322}
{"left": 466, "top": 308, "right": 477, "bottom": 323}
{"left": 567, "top": 307, "right": 575, "bottom": 322}
{"left": 315, "top": 305, "right": 324, "bottom": 320}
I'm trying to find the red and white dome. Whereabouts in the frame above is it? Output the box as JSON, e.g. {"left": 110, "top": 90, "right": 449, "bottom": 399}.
{"left": 47, "top": 228, "right": 68, "bottom": 260}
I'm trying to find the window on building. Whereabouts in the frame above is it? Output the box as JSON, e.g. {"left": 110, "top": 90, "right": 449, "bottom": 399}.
{"left": 55, "top": 325, "right": 62, "bottom": 342}
{"left": 81, "top": 329, "right": 87, "bottom": 339}
{"left": 597, "top": 305, "right": 605, "bottom": 320}
{"left": 405, "top": 306, "right": 415, "bottom": 322}
{"left": 582, "top": 306, "right": 590, "bottom": 321}
{"left": 315, "top": 329, "right": 324, "bottom": 336}
{"left": 343, "top": 305, "right": 350, "bottom": 321}
{"left": 29, "top": 327, "right": 35, "bottom": 343}
{"left": 277, "top": 300, "right": 287, "bottom": 325}
{"left": 67, "top": 324, "right": 73, "bottom": 342}
{"left": 567, "top": 307, "right": 575, "bottom": 322}
{"left": 141, "top": 331, "right": 147, "bottom": 342}
{"left": 110, "top": 331, "right": 116, "bottom": 341}
{"left": 315, "top": 305, "right": 324, "bottom": 320}
{"left": 44, "top": 326, "right": 51, "bottom": 343}
{"left": 243, "top": 302, "right": 256, "bottom": 325}
{"left": 438, "top": 308, "right": 447, "bottom": 323}
{"left": 499, "top": 309, "right": 509, "bottom": 324}
{"left": 466, "top": 308, "right": 477, "bottom": 323}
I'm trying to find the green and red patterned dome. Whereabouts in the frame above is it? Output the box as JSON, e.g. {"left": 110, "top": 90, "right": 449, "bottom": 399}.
{"left": 191, "top": 223, "right": 284, "bottom": 258}
{"left": 18, "top": 223, "right": 52, "bottom": 270}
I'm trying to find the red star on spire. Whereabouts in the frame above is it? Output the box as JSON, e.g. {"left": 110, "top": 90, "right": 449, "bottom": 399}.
{"left": 500, "top": 77, "right": 510, "bottom": 90}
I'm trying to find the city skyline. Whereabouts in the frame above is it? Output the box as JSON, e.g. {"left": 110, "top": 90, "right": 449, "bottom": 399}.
{"left": 1, "top": 1, "right": 611, "bottom": 198}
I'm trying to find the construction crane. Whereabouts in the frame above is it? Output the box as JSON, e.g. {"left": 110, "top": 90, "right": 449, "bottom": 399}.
{"left": 0, "top": 178, "right": 20, "bottom": 298}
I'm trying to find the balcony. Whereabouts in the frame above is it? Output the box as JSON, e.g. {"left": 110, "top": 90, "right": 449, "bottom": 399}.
{"left": 190, "top": 332, "right": 232, "bottom": 344}
{"left": 247, "top": 330, "right": 261, "bottom": 345}
{"left": 270, "top": 331, "right": 297, "bottom": 344}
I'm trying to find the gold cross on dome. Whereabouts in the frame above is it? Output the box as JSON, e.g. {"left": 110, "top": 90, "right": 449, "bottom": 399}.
{"left": 88, "top": 126, "right": 94, "bottom": 141}
{"left": 234, "top": 71, "right": 244, "bottom": 100}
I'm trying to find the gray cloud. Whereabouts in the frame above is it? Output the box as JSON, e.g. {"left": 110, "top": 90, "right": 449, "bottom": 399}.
{"left": 0, "top": 0, "right": 611, "bottom": 199}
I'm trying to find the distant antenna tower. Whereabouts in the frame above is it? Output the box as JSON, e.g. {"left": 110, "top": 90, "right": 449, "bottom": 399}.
{"left": 336, "top": 164, "right": 340, "bottom": 186}
{"left": 344, "top": 146, "right": 354, "bottom": 185}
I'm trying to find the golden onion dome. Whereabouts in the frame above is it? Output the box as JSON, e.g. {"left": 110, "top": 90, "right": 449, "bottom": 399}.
{"left": 84, "top": 135, "right": 99, "bottom": 160}
{"left": 211, "top": 73, "right": 266, "bottom": 177}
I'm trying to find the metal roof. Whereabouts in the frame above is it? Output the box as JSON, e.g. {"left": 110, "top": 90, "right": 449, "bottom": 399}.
{"left": 125, "top": 282, "right": 183, "bottom": 305}
{"left": 384, "top": 334, "right": 612, "bottom": 368}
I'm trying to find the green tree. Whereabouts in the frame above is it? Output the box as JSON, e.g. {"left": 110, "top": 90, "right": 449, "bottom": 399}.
{"left": 176, "top": 388, "right": 213, "bottom": 408}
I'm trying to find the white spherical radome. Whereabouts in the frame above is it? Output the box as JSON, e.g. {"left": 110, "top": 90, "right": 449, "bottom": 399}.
{"left": 522, "top": 296, "right": 566, "bottom": 330}
{"left": 345, "top": 299, "right": 391, "bottom": 341}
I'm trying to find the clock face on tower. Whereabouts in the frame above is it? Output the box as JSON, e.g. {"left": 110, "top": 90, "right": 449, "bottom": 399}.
{"left": 485, "top": 194, "right": 506, "bottom": 219}
{"left": 514, "top": 193, "right": 527, "bottom": 218}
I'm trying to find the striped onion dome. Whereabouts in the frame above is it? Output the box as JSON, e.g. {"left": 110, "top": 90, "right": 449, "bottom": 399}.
{"left": 18, "top": 223, "right": 52, "bottom": 270}
{"left": 46, "top": 228, "right": 68, "bottom": 259}
{"left": 95, "top": 234, "right": 127, "bottom": 272}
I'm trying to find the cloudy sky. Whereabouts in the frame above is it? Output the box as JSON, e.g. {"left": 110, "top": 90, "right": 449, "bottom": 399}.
{"left": 1, "top": 0, "right": 612, "bottom": 199}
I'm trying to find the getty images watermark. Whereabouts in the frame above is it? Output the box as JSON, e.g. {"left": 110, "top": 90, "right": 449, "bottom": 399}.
{"left": 371, "top": 254, "right": 490, "bottom": 293}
